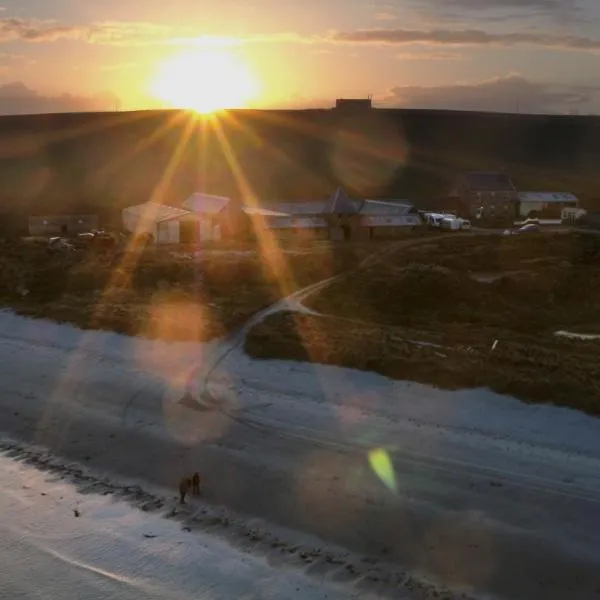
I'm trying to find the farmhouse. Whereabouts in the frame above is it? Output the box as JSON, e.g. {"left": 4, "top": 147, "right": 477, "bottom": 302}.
{"left": 451, "top": 172, "right": 518, "bottom": 222}
{"left": 29, "top": 214, "right": 99, "bottom": 237}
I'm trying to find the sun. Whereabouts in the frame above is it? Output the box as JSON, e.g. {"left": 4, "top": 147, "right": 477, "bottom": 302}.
{"left": 150, "top": 46, "right": 260, "bottom": 114}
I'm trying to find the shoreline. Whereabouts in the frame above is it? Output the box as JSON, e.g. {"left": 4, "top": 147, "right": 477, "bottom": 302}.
{"left": 1, "top": 308, "right": 600, "bottom": 600}
{"left": 0, "top": 436, "right": 444, "bottom": 600}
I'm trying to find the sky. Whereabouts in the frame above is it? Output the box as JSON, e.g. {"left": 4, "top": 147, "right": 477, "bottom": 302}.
{"left": 0, "top": 0, "right": 599, "bottom": 114}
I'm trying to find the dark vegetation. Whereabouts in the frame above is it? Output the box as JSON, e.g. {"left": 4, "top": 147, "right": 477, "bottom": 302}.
{"left": 245, "top": 232, "right": 600, "bottom": 416}
{"left": 0, "top": 237, "right": 373, "bottom": 340}
{"left": 1, "top": 108, "right": 600, "bottom": 234}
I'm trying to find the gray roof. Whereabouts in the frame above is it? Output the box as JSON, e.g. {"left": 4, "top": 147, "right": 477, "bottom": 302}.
{"left": 518, "top": 191, "right": 578, "bottom": 204}
{"left": 263, "top": 196, "right": 413, "bottom": 217}
{"left": 183, "top": 193, "right": 230, "bottom": 214}
{"left": 360, "top": 200, "right": 412, "bottom": 216}
{"left": 264, "top": 201, "right": 327, "bottom": 215}
{"left": 243, "top": 206, "right": 290, "bottom": 217}
{"left": 464, "top": 172, "right": 516, "bottom": 192}
{"left": 322, "top": 188, "right": 359, "bottom": 214}
{"left": 123, "top": 202, "right": 190, "bottom": 223}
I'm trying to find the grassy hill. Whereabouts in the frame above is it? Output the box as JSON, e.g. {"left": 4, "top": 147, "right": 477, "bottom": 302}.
{"left": 1, "top": 108, "right": 600, "bottom": 233}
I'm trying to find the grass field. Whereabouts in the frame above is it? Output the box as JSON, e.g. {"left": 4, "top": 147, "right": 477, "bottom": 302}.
{"left": 0, "top": 237, "right": 378, "bottom": 341}
{"left": 245, "top": 232, "right": 600, "bottom": 415}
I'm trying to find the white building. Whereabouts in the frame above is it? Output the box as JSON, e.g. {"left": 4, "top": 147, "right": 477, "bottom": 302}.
{"left": 122, "top": 202, "right": 189, "bottom": 244}
{"left": 122, "top": 193, "right": 241, "bottom": 245}
{"left": 518, "top": 192, "right": 578, "bottom": 219}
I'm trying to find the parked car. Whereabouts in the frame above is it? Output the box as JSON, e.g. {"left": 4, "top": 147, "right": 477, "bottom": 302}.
{"left": 518, "top": 223, "right": 541, "bottom": 234}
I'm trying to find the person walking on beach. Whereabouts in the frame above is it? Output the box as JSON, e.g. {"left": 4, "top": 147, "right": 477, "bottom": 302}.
{"left": 179, "top": 477, "right": 191, "bottom": 504}
{"left": 191, "top": 472, "right": 201, "bottom": 496}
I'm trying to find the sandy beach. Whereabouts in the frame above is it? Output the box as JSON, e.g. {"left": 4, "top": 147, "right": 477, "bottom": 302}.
{"left": 1, "top": 309, "right": 600, "bottom": 599}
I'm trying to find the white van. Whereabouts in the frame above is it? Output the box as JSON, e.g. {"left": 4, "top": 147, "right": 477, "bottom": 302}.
{"left": 440, "top": 216, "right": 462, "bottom": 231}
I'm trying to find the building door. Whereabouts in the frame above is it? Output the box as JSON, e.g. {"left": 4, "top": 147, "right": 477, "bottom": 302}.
{"left": 180, "top": 220, "right": 199, "bottom": 244}
{"left": 341, "top": 224, "right": 351, "bottom": 240}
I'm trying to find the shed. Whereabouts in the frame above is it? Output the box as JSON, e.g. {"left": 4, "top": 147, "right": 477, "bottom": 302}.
{"left": 29, "top": 214, "right": 99, "bottom": 237}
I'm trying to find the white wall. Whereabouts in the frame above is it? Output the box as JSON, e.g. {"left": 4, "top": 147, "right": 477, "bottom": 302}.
{"left": 122, "top": 207, "right": 158, "bottom": 239}
{"left": 156, "top": 220, "right": 180, "bottom": 245}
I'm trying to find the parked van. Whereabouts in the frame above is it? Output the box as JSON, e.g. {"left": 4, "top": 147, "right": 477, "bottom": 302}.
{"left": 440, "top": 217, "right": 460, "bottom": 231}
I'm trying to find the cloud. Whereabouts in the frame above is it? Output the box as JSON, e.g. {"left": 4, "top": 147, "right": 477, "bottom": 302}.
{"left": 0, "top": 17, "right": 318, "bottom": 47}
{"left": 404, "top": 0, "right": 586, "bottom": 23}
{"left": 0, "top": 18, "right": 184, "bottom": 46}
{"left": 374, "top": 12, "right": 398, "bottom": 21}
{"left": 0, "top": 82, "right": 118, "bottom": 114}
{"left": 0, "top": 18, "right": 84, "bottom": 42}
{"left": 379, "top": 74, "right": 600, "bottom": 114}
{"left": 332, "top": 27, "right": 600, "bottom": 51}
{"left": 395, "top": 51, "right": 466, "bottom": 60}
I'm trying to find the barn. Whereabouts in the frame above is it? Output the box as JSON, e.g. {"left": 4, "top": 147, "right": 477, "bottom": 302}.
{"left": 122, "top": 202, "right": 189, "bottom": 244}
{"left": 359, "top": 200, "right": 422, "bottom": 238}
{"left": 262, "top": 189, "right": 422, "bottom": 241}
{"left": 122, "top": 194, "right": 247, "bottom": 245}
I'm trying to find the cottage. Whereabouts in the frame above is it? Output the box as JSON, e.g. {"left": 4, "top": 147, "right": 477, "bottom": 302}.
{"left": 452, "top": 172, "right": 518, "bottom": 223}
{"left": 29, "top": 214, "right": 99, "bottom": 237}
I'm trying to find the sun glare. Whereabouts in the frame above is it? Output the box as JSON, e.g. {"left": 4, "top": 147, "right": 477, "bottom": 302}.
{"left": 150, "top": 45, "right": 260, "bottom": 114}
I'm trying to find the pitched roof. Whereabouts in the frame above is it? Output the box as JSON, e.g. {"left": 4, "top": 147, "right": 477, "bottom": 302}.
{"left": 123, "top": 202, "right": 190, "bottom": 223}
{"left": 243, "top": 206, "right": 291, "bottom": 217}
{"left": 464, "top": 172, "right": 516, "bottom": 192}
{"left": 321, "top": 188, "right": 359, "bottom": 214}
{"left": 360, "top": 200, "right": 412, "bottom": 216}
{"left": 262, "top": 201, "right": 325, "bottom": 215}
{"left": 183, "top": 193, "right": 230, "bottom": 214}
